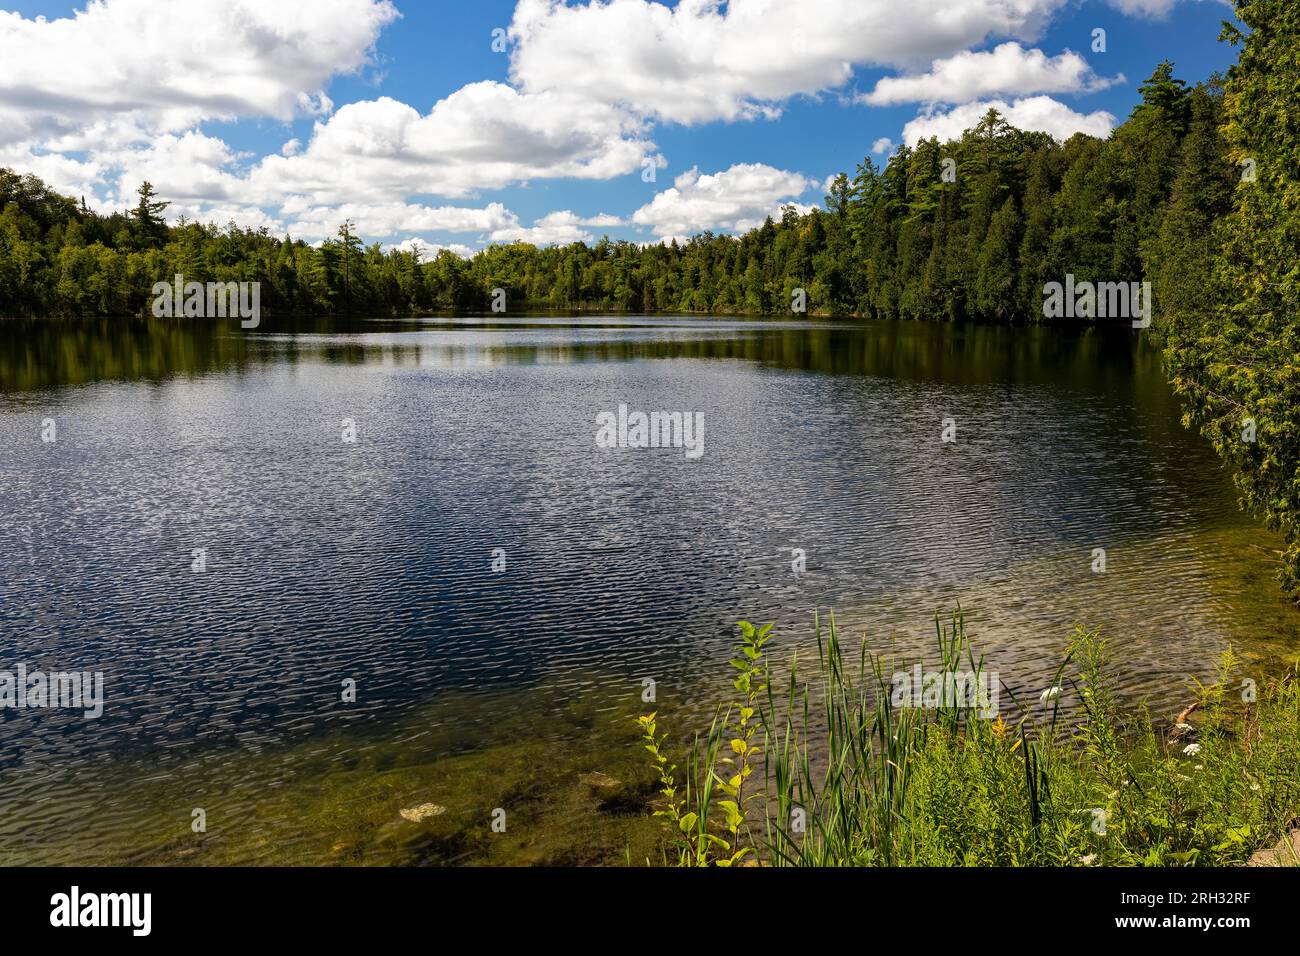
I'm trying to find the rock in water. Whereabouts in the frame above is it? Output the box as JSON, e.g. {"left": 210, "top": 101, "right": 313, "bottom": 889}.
{"left": 579, "top": 772, "right": 619, "bottom": 788}
{"left": 1246, "top": 829, "right": 1300, "bottom": 867}
{"left": 399, "top": 803, "right": 447, "bottom": 823}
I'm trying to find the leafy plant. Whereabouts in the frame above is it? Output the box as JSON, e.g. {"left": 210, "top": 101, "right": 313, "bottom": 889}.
{"left": 639, "top": 610, "right": 1300, "bottom": 868}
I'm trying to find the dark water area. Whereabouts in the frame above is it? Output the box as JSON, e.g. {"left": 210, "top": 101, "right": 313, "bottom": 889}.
{"left": 1, "top": 314, "right": 1297, "bottom": 864}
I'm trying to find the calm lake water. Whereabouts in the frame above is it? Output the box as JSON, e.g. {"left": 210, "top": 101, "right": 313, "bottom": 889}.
{"left": 2, "top": 314, "right": 1298, "bottom": 865}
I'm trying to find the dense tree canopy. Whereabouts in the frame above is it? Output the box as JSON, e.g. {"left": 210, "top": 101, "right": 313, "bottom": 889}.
{"left": 1161, "top": 0, "right": 1300, "bottom": 594}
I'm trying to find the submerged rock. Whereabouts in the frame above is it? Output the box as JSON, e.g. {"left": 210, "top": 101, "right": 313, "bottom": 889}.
{"left": 1246, "top": 829, "right": 1300, "bottom": 867}
{"left": 579, "top": 771, "right": 619, "bottom": 788}
{"left": 399, "top": 803, "right": 447, "bottom": 823}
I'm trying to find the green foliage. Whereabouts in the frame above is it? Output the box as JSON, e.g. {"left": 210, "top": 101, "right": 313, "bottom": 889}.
{"left": 712, "top": 620, "right": 770, "bottom": 865}
{"left": 1162, "top": 0, "right": 1300, "bottom": 596}
{"left": 130, "top": 181, "right": 169, "bottom": 250}
{"left": 0, "top": 174, "right": 438, "bottom": 317}
{"left": 643, "top": 611, "right": 1300, "bottom": 867}
{"left": 635, "top": 620, "right": 771, "bottom": 867}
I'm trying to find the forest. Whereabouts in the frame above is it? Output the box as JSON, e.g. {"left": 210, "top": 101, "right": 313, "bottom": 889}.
{"left": 0, "top": 1, "right": 1295, "bottom": 595}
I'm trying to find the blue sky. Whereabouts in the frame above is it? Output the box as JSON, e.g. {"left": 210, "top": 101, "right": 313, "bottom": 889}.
{"left": 0, "top": 0, "right": 1238, "bottom": 254}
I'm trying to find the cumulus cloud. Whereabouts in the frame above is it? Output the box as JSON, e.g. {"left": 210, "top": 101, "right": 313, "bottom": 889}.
{"left": 862, "top": 42, "right": 1121, "bottom": 105}
{"left": 386, "top": 237, "right": 475, "bottom": 259}
{"left": 0, "top": 0, "right": 662, "bottom": 230}
{"left": 871, "top": 137, "right": 896, "bottom": 155}
{"left": 281, "top": 201, "right": 519, "bottom": 243}
{"left": 1103, "top": 0, "right": 1189, "bottom": 17}
{"left": 631, "top": 163, "right": 816, "bottom": 237}
{"left": 489, "top": 210, "right": 611, "bottom": 245}
{"left": 0, "top": 143, "right": 105, "bottom": 201}
{"left": 0, "top": 0, "right": 398, "bottom": 145}
{"left": 581, "top": 213, "right": 625, "bottom": 228}
{"left": 508, "top": 0, "right": 1070, "bottom": 125}
{"left": 902, "top": 95, "right": 1115, "bottom": 144}
{"left": 106, "top": 131, "right": 247, "bottom": 202}
{"left": 285, "top": 203, "right": 620, "bottom": 246}
{"left": 9, "top": 82, "right": 658, "bottom": 237}
{"left": 247, "top": 86, "right": 660, "bottom": 203}
{"left": 170, "top": 204, "right": 284, "bottom": 233}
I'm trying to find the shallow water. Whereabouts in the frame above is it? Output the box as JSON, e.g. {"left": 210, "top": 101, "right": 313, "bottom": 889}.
{"left": 1, "top": 314, "right": 1297, "bottom": 864}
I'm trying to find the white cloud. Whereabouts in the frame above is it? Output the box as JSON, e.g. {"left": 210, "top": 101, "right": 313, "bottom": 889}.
{"left": 508, "top": 0, "right": 1069, "bottom": 125}
{"left": 2, "top": 1, "right": 662, "bottom": 216}
{"left": 171, "top": 203, "right": 284, "bottom": 232}
{"left": 871, "top": 137, "right": 895, "bottom": 155}
{"left": 247, "top": 86, "right": 660, "bottom": 203}
{"left": 106, "top": 130, "right": 247, "bottom": 204}
{"left": 0, "top": 143, "right": 105, "bottom": 201}
{"left": 0, "top": 0, "right": 398, "bottom": 145}
{"left": 283, "top": 204, "right": 620, "bottom": 247}
{"left": 581, "top": 213, "right": 625, "bottom": 228}
{"left": 632, "top": 163, "right": 815, "bottom": 237}
{"left": 490, "top": 211, "right": 589, "bottom": 245}
{"left": 902, "top": 95, "right": 1115, "bottom": 144}
{"left": 862, "top": 42, "right": 1121, "bottom": 105}
{"left": 282, "top": 200, "right": 519, "bottom": 242}
{"left": 1, "top": 130, "right": 246, "bottom": 217}
{"left": 489, "top": 210, "right": 623, "bottom": 245}
{"left": 16, "top": 80, "right": 657, "bottom": 234}
{"left": 1104, "top": 0, "right": 1190, "bottom": 17}
{"left": 386, "top": 237, "right": 475, "bottom": 259}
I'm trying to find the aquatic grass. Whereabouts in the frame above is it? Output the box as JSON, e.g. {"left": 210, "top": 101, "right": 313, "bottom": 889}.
{"left": 639, "top": 610, "right": 1300, "bottom": 866}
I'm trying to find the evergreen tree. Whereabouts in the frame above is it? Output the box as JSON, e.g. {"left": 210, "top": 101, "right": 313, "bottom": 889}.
{"left": 130, "top": 181, "right": 169, "bottom": 250}
{"left": 1163, "top": 0, "right": 1300, "bottom": 595}
{"left": 1136, "top": 60, "right": 1192, "bottom": 131}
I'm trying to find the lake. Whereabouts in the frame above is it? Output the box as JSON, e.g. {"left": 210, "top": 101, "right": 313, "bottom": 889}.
{"left": 2, "top": 314, "right": 1298, "bottom": 865}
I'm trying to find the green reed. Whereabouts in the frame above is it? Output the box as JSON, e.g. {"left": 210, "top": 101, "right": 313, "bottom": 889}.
{"left": 638, "top": 610, "right": 1300, "bottom": 866}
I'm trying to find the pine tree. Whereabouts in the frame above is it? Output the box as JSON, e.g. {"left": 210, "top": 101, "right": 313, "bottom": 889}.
{"left": 824, "top": 173, "right": 851, "bottom": 221}
{"left": 1136, "top": 60, "right": 1192, "bottom": 131}
{"left": 975, "top": 198, "right": 1023, "bottom": 319}
{"left": 1145, "top": 82, "right": 1234, "bottom": 334}
{"left": 130, "top": 181, "right": 169, "bottom": 250}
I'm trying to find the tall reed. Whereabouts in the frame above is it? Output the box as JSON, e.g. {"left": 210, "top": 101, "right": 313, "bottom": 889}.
{"left": 637, "top": 610, "right": 1300, "bottom": 866}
